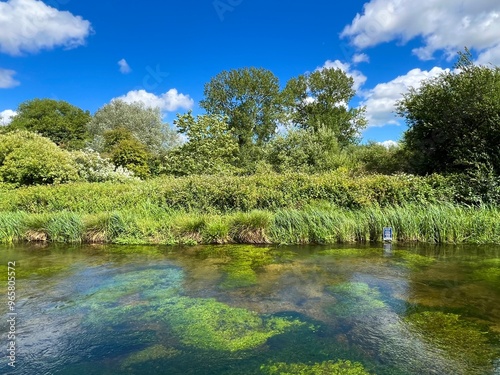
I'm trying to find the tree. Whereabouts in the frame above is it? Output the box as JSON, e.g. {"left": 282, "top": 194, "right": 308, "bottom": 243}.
{"left": 283, "top": 68, "right": 367, "bottom": 147}
{"left": 102, "top": 128, "right": 152, "bottom": 179}
{"left": 164, "top": 112, "right": 238, "bottom": 176}
{"left": 200, "top": 67, "right": 283, "bottom": 167}
{"left": 266, "top": 126, "right": 348, "bottom": 173}
{"left": 0, "top": 131, "right": 79, "bottom": 185}
{"left": 87, "top": 100, "right": 179, "bottom": 154}
{"left": 397, "top": 49, "right": 500, "bottom": 176}
{"left": 7, "top": 98, "right": 91, "bottom": 150}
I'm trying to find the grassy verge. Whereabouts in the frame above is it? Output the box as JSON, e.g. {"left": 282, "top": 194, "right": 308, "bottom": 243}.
{"left": 1, "top": 203, "right": 498, "bottom": 245}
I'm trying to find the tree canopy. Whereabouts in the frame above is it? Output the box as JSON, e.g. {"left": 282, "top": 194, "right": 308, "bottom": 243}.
{"left": 200, "top": 67, "right": 283, "bottom": 167}
{"left": 6, "top": 98, "right": 91, "bottom": 150}
{"left": 87, "top": 100, "right": 179, "bottom": 154}
{"left": 164, "top": 112, "right": 238, "bottom": 176}
{"left": 283, "top": 67, "right": 367, "bottom": 147}
{"left": 397, "top": 50, "right": 500, "bottom": 176}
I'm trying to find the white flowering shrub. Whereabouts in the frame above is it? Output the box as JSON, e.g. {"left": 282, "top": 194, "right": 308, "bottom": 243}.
{"left": 70, "top": 148, "right": 137, "bottom": 183}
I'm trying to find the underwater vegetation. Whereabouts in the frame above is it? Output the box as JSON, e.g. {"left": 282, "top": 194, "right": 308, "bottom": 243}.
{"left": 392, "top": 250, "right": 436, "bottom": 269}
{"left": 121, "top": 344, "right": 181, "bottom": 369}
{"left": 76, "top": 264, "right": 305, "bottom": 353}
{"left": 326, "top": 282, "right": 386, "bottom": 318}
{"left": 404, "top": 311, "right": 498, "bottom": 372}
{"left": 158, "top": 297, "right": 305, "bottom": 352}
{"left": 260, "top": 360, "right": 371, "bottom": 375}
{"left": 198, "top": 245, "right": 289, "bottom": 289}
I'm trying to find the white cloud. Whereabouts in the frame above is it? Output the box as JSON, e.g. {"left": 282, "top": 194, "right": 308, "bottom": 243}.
{"left": 341, "top": 0, "right": 500, "bottom": 61}
{"left": 476, "top": 43, "right": 500, "bottom": 65}
{"left": 115, "top": 89, "right": 194, "bottom": 112}
{"left": 0, "top": 109, "right": 17, "bottom": 125}
{"left": 361, "top": 67, "right": 448, "bottom": 127}
{"left": 319, "top": 60, "right": 367, "bottom": 91}
{"left": 118, "top": 59, "right": 132, "bottom": 74}
{"left": 352, "top": 53, "right": 370, "bottom": 64}
{"left": 378, "top": 140, "right": 399, "bottom": 148}
{"left": 0, "top": 68, "right": 20, "bottom": 88}
{"left": 0, "top": 0, "right": 92, "bottom": 56}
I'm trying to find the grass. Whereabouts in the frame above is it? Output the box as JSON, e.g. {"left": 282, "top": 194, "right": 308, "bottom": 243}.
{"left": 0, "top": 203, "right": 499, "bottom": 245}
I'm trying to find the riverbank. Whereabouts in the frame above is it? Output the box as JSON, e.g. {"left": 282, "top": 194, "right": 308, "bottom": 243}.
{"left": 1, "top": 203, "right": 499, "bottom": 245}
{"left": 1, "top": 172, "right": 498, "bottom": 245}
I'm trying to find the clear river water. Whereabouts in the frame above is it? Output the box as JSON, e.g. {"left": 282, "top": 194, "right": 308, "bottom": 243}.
{"left": 1, "top": 243, "right": 499, "bottom": 375}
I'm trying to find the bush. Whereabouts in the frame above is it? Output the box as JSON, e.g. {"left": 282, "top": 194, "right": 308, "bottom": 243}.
{"left": 70, "top": 149, "right": 137, "bottom": 183}
{"left": 0, "top": 131, "right": 79, "bottom": 186}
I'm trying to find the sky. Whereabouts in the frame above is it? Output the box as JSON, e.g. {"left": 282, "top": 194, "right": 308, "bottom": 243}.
{"left": 1, "top": 0, "right": 500, "bottom": 144}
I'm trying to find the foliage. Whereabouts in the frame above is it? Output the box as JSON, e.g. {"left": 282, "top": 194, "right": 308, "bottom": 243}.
{"left": 200, "top": 67, "right": 283, "bottom": 168}
{"left": 107, "top": 137, "right": 152, "bottom": 179}
{"left": 397, "top": 50, "right": 500, "bottom": 176}
{"left": 70, "top": 148, "right": 136, "bottom": 182}
{"left": 283, "top": 67, "right": 367, "bottom": 147}
{"left": 158, "top": 297, "right": 304, "bottom": 351}
{"left": 0, "top": 130, "right": 79, "bottom": 185}
{"left": 164, "top": 112, "right": 238, "bottom": 176}
{"left": 266, "top": 127, "right": 353, "bottom": 173}
{"left": 261, "top": 360, "right": 371, "bottom": 375}
{"left": 6, "top": 98, "right": 91, "bottom": 150}
{"left": 87, "top": 99, "right": 179, "bottom": 154}
{"left": 348, "top": 142, "right": 407, "bottom": 175}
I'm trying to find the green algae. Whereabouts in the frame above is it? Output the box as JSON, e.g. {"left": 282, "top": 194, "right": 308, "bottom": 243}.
{"left": 158, "top": 297, "right": 305, "bottom": 352}
{"left": 199, "top": 245, "right": 277, "bottom": 289}
{"left": 326, "top": 282, "right": 386, "bottom": 318}
{"left": 393, "top": 250, "right": 436, "bottom": 269}
{"left": 404, "top": 311, "right": 497, "bottom": 371}
{"left": 260, "top": 360, "right": 371, "bottom": 375}
{"left": 121, "top": 344, "right": 180, "bottom": 369}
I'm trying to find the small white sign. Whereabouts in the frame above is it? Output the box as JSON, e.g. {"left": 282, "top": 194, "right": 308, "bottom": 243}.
{"left": 383, "top": 227, "right": 393, "bottom": 242}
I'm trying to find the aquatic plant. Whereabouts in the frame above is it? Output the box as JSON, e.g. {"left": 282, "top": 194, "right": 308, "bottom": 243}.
{"left": 326, "top": 282, "right": 386, "bottom": 318}
{"left": 158, "top": 297, "right": 305, "bottom": 352}
{"left": 404, "top": 311, "right": 497, "bottom": 371}
{"left": 121, "top": 344, "right": 180, "bottom": 369}
{"left": 260, "top": 360, "right": 371, "bottom": 375}
{"left": 392, "top": 250, "right": 436, "bottom": 269}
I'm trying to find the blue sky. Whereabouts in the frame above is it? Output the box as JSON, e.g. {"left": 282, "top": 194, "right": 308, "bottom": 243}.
{"left": 1, "top": 0, "right": 500, "bottom": 144}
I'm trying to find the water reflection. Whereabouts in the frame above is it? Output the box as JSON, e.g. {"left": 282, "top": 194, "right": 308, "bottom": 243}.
{"left": 0, "top": 243, "right": 499, "bottom": 374}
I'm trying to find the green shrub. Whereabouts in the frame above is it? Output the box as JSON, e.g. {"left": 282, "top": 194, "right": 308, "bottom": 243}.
{"left": 0, "top": 131, "right": 79, "bottom": 186}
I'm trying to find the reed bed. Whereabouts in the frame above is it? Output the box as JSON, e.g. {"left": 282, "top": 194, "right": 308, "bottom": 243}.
{"left": 0, "top": 204, "right": 498, "bottom": 245}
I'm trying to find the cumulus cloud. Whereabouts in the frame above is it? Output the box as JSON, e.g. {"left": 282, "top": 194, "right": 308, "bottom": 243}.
{"left": 352, "top": 53, "right": 370, "bottom": 64}
{"left": 378, "top": 140, "right": 399, "bottom": 148}
{"left": 118, "top": 59, "right": 132, "bottom": 74}
{"left": 319, "top": 59, "right": 367, "bottom": 91}
{"left": 115, "top": 89, "right": 194, "bottom": 112}
{"left": 0, "top": 0, "right": 92, "bottom": 56}
{"left": 0, "top": 68, "right": 20, "bottom": 88}
{"left": 361, "top": 67, "right": 448, "bottom": 127}
{"left": 341, "top": 0, "right": 500, "bottom": 61}
{"left": 0, "top": 109, "right": 17, "bottom": 125}
{"left": 476, "top": 43, "right": 500, "bottom": 65}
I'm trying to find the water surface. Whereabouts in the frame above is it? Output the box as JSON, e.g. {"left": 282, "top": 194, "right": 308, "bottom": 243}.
{"left": 1, "top": 243, "right": 499, "bottom": 374}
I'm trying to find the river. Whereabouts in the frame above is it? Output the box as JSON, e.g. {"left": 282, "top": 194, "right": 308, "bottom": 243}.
{"left": 1, "top": 243, "right": 499, "bottom": 374}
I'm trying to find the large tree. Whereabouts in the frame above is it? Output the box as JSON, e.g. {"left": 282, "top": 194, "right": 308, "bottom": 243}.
{"left": 6, "top": 98, "right": 91, "bottom": 150}
{"left": 87, "top": 100, "right": 179, "bottom": 154}
{"left": 397, "top": 50, "right": 500, "bottom": 176}
{"left": 200, "top": 67, "right": 283, "bottom": 167}
{"left": 283, "top": 67, "right": 367, "bottom": 147}
{"left": 164, "top": 112, "right": 238, "bottom": 176}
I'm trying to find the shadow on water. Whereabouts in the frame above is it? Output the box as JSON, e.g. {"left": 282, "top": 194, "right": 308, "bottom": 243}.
{"left": 0, "top": 242, "right": 499, "bottom": 374}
